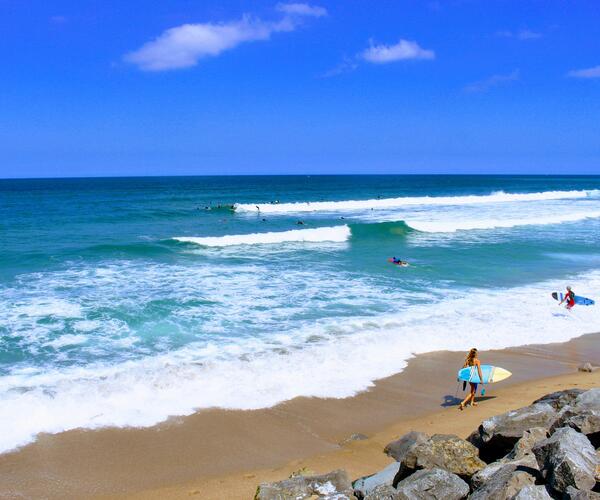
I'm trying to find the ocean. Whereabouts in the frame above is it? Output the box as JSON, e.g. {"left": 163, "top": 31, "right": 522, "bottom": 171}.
{"left": 1, "top": 174, "right": 600, "bottom": 453}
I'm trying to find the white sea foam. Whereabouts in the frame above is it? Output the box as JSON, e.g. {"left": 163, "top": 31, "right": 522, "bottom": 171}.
{"left": 406, "top": 210, "right": 600, "bottom": 233}
{"left": 1, "top": 269, "right": 599, "bottom": 454}
{"left": 235, "top": 190, "right": 600, "bottom": 214}
{"left": 174, "top": 225, "right": 350, "bottom": 246}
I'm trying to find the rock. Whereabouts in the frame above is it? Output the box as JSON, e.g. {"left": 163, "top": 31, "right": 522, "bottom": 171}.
{"left": 469, "top": 463, "right": 537, "bottom": 500}
{"left": 512, "top": 485, "right": 552, "bottom": 499}
{"left": 532, "top": 427, "right": 597, "bottom": 494}
{"left": 353, "top": 462, "right": 399, "bottom": 499}
{"left": 563, "top": 486, "right": 600, "bottom": 499}
{"left": 340, "top": 433, "right": 369, "bottom": 446}
{"left": 470, "top": 454, "right": 539, "bottom": 490}
{"left": 393, "top": 434, "right": 485, "bottom": 484}
{"left": 574, "top": 388, "right": 600, "bottom": 409}
{"left": 468, "top": 402, "right": 558, "bottom": 462}
{"left": 579, "top": 363, "right": 594, "bottom": 373}
{"left": 505, "top": 427, "right": 548, "bottom": 460}
{"left": 363, "top": 484, "right": 398, "bottom": 500}
{"left": 550, "top": 407, "right": 600, "bottom": 448}
{"left": 255, "top": 469, "right": 357, "bottom": 500}
{"left": 393, "top": 468, "right": 469, "bottom": 500}
{"left": 384, "top": 431, "right": 428, "bottom": 462}
{"left": 533, "top": 389, "right": 586, "bottom": 411}
{"left": 596, "top": 450, "right": 600, "bottom": 482}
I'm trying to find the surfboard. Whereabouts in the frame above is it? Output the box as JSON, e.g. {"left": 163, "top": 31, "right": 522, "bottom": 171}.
{"left": 387, "top": 258, "right": 409, "bottom": 267}
{"left": 457, "top": 365, "right": 512, "bottom": 384}
{"left": 551, "top": 292, "right": 595, "bottom": 306}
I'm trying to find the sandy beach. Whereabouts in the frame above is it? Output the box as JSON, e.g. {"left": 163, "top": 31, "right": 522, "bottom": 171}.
{"left": 0, "top": 332, "right": 597, "bottom": 499}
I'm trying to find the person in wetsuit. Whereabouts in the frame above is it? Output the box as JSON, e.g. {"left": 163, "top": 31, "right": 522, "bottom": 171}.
{"left": 560, "top": 286, "right": 576, "bottom": 310}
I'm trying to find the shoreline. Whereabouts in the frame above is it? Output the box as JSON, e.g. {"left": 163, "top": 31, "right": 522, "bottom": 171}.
{"left": 1, "top": 333, "right": 599, "bottom": 499}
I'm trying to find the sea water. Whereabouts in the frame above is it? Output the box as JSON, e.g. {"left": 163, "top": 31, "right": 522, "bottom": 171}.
{"left": 1, "top": 175, "right": 600, "bottom": 452}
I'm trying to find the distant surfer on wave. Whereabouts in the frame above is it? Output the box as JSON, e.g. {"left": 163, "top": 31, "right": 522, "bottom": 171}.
{"left": 389, "top": 257, "right": 408, "bottom": 266}
{"left": 559, "top": 285, "right": 576, "bottom": 310}
{"left": 459, "top": 348, "right": 483, "bottom": 411}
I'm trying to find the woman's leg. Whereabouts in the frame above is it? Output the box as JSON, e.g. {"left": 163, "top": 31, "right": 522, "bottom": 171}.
{"left": 470, "top": 383, "right": 478, "bottom": 406}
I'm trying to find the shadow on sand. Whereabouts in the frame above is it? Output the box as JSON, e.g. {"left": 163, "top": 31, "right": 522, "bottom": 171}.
{"left": 441, "top": 394, "right": 497, "bottom": 408}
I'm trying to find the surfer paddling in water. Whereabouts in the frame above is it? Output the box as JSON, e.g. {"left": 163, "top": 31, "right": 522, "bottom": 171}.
{"left": 559, "top": 286, "right": 576, "bottom": 310}
{"left": 459, "top": 348, "right": 483, "bottom": 411}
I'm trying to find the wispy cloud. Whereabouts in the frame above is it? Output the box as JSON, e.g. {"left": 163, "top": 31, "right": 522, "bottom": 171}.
{"left": 567, "top": 65, "right": 600, "bottom": 79}
{"left": 320, "top": 57, "right": 358, "bottom": 78}
{"left": 50, "top": 15, "right": 68, "bottom": 24}
{"left": 496, "top": 29, "right": 542, "bottom": 40}
{"left": 275, "top": 2, "right": 327, "bottom": 17}
{"left": 125, "top": 3, "right": 326, "bottom": 71}
{"left": 464, "top": 70, "right": 520, "bottom": 93}
{"left": 360, "top": 39, "right": 435, "bottom": 64}
{"left": 322, "top": 38, "right": 434, "bottom": 78}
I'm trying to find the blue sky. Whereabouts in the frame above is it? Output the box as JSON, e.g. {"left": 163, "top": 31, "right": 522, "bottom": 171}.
{"left": 1, "top": 0, "right": 599, "bottom": 177}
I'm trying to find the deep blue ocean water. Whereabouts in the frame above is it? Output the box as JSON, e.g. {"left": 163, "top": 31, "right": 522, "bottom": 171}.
{"left": 1, "top": 175, "right": 600, "bottom": 452}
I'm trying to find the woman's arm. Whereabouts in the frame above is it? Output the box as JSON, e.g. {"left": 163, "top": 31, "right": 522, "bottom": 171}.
{"left": 476, "top": 359, "right": 484, "bottom": 383}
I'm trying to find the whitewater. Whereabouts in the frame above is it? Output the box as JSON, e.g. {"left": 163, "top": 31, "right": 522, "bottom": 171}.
{"left": 2, "top": 175, "right": 600, "bottom": 454}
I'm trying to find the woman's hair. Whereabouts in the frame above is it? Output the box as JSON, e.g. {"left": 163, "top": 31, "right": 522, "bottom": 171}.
{"left": 464, "top": 348, "right": 478, "bottom": 367}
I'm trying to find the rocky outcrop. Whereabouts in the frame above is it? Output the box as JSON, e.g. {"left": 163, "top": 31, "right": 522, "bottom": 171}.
{"left": 467, "top": 403, "right": 558, "bottom": 462}
{"left": 257, "top": 388, "right": 600, "bottom": 500}
{"left": 393, "top": 434, "right": 485, "bottom": 483}
{"left": 394, "top": 468, "right": 469, "bottom": 500}
{"left": 532, "top": 426, "right": 597, "bottom": 494}
{"left": 255, "top": 469, "right": 357, "bottom": 500}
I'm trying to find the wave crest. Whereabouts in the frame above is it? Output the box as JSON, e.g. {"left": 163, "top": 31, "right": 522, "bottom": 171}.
{"left": 235, "top": 189, "right": 600, "bottom": 214}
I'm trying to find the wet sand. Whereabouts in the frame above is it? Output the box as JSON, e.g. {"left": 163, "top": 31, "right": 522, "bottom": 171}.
{"left": 0, "top": 333, "right": 599, "bottom": 499}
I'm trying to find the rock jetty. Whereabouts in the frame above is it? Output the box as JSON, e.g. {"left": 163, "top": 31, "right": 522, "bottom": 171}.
{"left": 254, "top": 387, "right": 600, "bottom": 499}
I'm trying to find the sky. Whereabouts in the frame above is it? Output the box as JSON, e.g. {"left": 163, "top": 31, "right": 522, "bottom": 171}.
{"left": 1, "top": 0, "right": 599, "bottom": 178}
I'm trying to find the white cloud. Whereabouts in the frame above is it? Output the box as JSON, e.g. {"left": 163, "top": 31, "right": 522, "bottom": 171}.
{"left": 276, "top": 2, "right": 327, "bottom": 17}
{"left": 496, "top": 29, "right": 542, "bottom": 40}
{"left": 567, "top": 65, "right": 600, "bottom": 79}
{"left": 360, "top": 39, "right": 435, "bottom": 64}
{"left": 125, "top": 4, "right": 325, "bottom": 71}
{"left": 464, "top": 70, "right": 520, "bottom": 93}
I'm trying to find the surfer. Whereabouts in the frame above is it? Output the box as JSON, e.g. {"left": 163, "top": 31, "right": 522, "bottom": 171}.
{"left": 559, "top": 286, "right": 576, "bottom": 310}
{"left": 459, "top": 348, "right": 483, "bottom": 411}
{"left": 390, "top": 257, "right": 408, "bottom": 266}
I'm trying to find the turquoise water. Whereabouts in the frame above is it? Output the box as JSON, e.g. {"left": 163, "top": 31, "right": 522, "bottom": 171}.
{"left": 2, "top": 175, "right": 600, "bottom": 451}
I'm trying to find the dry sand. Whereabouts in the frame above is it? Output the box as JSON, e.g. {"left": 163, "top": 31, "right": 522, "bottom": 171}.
{"left": 0, "top": 333, "right": 598, "bottom": 499}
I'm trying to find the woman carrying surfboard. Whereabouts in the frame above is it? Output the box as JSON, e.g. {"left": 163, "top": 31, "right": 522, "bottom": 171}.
{"left": 459, "top": 348, "right": 483, "bottom": 411}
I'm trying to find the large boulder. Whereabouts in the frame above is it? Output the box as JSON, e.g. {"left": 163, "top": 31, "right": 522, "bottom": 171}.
{"left": 363, "top": 484, "right": 398, "bottom": 500}
{"left": 512, "top": 485, "right": 552, "bottom": 499}
{"left": 532, "top": 427, "right": 597, "bottom": 494}
{"left": 505, "top": 427, "right": 548, "bottom": 460}
{"left": 353, "top": 462, "right": 399, "bottom": 499}
{"left": 255, "top": 469, "right": 357, "bottom": 499}
{"left": 470, "top": 454, "right": 539, "bottom": 490}
{"left": 393, "top": 434, "right": 485, "bottom": 484}
{"left": 563, "top": 486, "right": 600, "bottom": 499}
{"left": 533, "top": 389, "right": 586, "bottom": 411}
{"left": 550, "top": 407, "right": 600, "bottom": 447}
{"left": 574, "top": 388, "right": 600, "bottom": 409}
{"left": 384, "top": 431, "right": 428, "bottom": 462}
{"left": 469, "top": 462, "right": 537, "bottom": 500}
{"left": 393, "top": 468, "right": 469, "bottom": 500}
{"left": 468, "top": 402, "right": 558, "bottom": 462}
